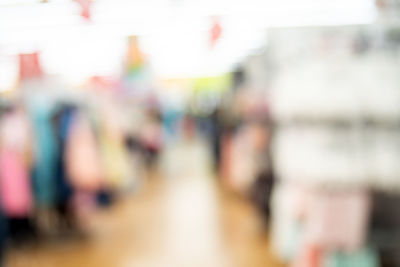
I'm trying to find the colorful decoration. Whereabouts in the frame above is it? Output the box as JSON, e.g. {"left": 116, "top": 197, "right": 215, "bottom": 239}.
{"left": 19, "top": 52, "right": 42, "bottom": 80}
{"left": 74, "top": 0, "right": 92, "bottom": 20}
{"left": 209, "top": 17, "right": 222, "bottom": 48}
{"left": 126, "top": 36, "right": 145, "bottom": 78}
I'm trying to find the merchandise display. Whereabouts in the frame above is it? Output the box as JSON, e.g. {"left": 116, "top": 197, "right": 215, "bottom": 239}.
{"left": 0, "top": 1, "right": 399, "bottom": 266}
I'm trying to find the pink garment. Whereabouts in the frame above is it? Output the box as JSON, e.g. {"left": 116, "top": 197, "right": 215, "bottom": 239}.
{"left": 0, "top": 111, "right": 33, "bottom": 217}
{"left": 66, "top": 114, "right": 102, "bottom": 191}
{"left": 0, "top": 110, "right": 32, "bottom": 151}
{"left": 0, "top": 150, "right": 32, "bottom": 217}
{"left": 304, "top": 189, "right": 370, "bottom": 252}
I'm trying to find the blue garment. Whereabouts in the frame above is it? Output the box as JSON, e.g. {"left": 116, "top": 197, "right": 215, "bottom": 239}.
{"left": 162, "top": 109, "right": 181, "bottom": 140}
{"left": 31, "top": 105, "right": 58, "bottom": 207}
{"left": 53, "top": 106, "right": 76, "bottom": 206}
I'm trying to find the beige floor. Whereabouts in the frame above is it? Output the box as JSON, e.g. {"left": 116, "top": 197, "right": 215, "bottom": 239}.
{"left": 5, "top": 139, "right": 284, "bottom": 267}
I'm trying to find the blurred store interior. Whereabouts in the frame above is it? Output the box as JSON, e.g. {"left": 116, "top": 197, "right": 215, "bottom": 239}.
{"left": 0, "top": 0, "right": 400, "bottom": 266}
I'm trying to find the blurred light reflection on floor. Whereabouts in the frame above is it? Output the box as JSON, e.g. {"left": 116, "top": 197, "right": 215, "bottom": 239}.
{"left": 5, "top": 138, "right": 283, "bottom": 267}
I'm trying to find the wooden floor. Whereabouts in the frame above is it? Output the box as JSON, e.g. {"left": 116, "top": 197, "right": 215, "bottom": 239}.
{"left": 5, "top": 140, "right": 284, "bottom": 267}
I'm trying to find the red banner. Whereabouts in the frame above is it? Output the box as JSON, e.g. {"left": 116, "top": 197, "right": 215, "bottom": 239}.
{"left": 19, "top": 52, "right": 42, "bottom": 80}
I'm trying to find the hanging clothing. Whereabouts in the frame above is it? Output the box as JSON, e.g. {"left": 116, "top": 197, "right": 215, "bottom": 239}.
{"left": 97, "top": 100, "right": 132, "bottom": 190}
{"left": 31, "top": 105, "right": 58, "bottom": 207}
{"left": 271, "top": 183, "right": 308, "bottom": 262}
{"left": 65, "top": 112, "right": 102, "bottom": 191}
{"left": 304, "top": 189, "right": 370, "bottom": 252}
{"left": 251, "top": 168, "right": 275, "bottom": 219}
{"left": 228, "top": 126, "right": 259, "bottom": 193}
{"left": 52, "top": 105, "right": 76, "bottom": 206}
{"left": 0, "top": 150, "right": 32, "bottom": 217}
{"left": 0, "top": 110, "right": 33, "bottom": 217}
{"left": 99, "top": 131, "right": 131, "bottom": 190}
{"left": 50, "top": 105, "right": 78, "bottom": 229}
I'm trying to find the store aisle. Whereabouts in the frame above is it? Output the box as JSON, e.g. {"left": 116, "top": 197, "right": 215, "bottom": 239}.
{"left": 5, "top": 139, "right": 283, "bottom": 267}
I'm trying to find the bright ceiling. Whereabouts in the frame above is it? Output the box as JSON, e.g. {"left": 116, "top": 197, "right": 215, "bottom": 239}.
{"left": 0, "top": 0, "right": 377, "bottom": 82}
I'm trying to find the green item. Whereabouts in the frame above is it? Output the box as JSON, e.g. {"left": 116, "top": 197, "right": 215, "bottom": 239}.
{"left": 323, "top": 247, "right": 379, "bottom": 267}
